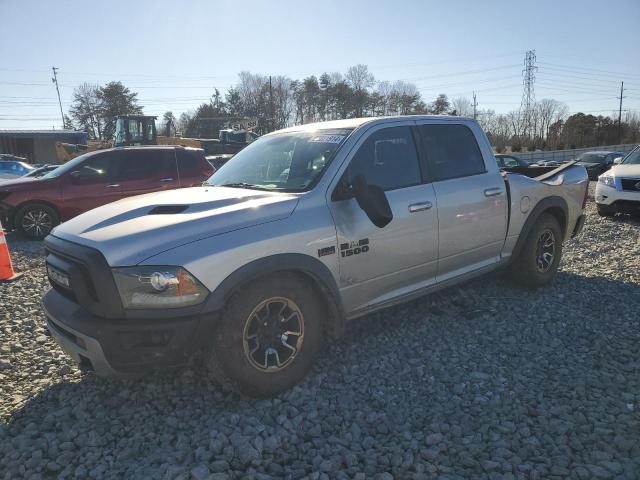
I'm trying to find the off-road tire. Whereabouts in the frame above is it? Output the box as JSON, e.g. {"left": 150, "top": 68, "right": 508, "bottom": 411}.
{"left": 596, "top": 204, "right": 614, "bottom": 217}
{"left": 510, "top": 213, "right": 563, "bottom": 288}
{"left": 15, "top": 203, "right": 59, "bottom": 240}
{"left": 206, "top": 273, "right": 324, "bottom": 397}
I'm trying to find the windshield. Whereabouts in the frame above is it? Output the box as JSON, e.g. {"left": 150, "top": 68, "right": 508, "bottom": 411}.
{"left": 207, "top": 129, "right": 352, "bottom": 192}
{"left": 577, "top": 153, "right": 606, "bottom": 164}
{"left": 41, "top": 151, "right": 97, "bottom": 179}
{"left": 622, "top": 148, "right": 640, "bottom": 165}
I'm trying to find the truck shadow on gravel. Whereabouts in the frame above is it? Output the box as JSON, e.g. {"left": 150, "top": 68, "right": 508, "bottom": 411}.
{"left": 3, "top": 269, "right": 639, "bottom": 478}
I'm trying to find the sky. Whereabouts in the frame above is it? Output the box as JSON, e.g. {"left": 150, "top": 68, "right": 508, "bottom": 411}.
{"left": 1, "top": 0, "right": 639, "bottom": 130}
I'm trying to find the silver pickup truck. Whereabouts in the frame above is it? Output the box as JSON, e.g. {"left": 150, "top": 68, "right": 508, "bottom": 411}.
{"left": 42, "top": 116, "right": 588, "bottom": 397}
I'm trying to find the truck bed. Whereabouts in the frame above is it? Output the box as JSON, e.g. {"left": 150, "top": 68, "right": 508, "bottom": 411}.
{"left": 502, "top": 160, "right": 579, "bottom": 181}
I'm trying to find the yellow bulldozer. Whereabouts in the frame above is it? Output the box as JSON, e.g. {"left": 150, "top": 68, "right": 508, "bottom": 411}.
{"left": 54, "top": 115, "right": 258, "bottom": 163}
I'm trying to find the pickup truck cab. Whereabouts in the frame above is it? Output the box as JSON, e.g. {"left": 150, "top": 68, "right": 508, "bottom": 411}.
{"left": 42, "top": 116, "right": 588, "bottom": 397}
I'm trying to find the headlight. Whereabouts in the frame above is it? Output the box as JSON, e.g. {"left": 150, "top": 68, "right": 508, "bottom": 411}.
{"left": 598, "top": 175, "right": 615, "bottom": 188}
{"left": 112, "top": 266, "right": 208, "bottom": 309}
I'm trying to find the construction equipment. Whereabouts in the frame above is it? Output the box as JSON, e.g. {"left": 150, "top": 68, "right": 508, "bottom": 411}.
{"left": 0, "top": 220, "right": 21, "bottom": 282}
{"left": 54, "top": 115, "right": 258, "bottom": 163}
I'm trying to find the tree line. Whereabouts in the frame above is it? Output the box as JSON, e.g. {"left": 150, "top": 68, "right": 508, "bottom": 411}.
{"left": 67, "top": 64, "right": 640, "bottom": 150}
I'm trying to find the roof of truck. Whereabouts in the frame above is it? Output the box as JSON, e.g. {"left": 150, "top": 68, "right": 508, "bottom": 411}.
{"left": 274, "top": 115, "right": 474, "bottom": 134}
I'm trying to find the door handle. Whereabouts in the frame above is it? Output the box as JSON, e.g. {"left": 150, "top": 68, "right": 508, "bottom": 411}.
{"left": 408, "top": 201, "right": 433, "bottom": 213}
{"left": 160, "top": 178, "right": 174, "bottom": 182}
{"left": 107, "top": 184, "right": 120, "bottom": 188}
{"left": 484, "top": 188, "right": 503, "bottom": 197}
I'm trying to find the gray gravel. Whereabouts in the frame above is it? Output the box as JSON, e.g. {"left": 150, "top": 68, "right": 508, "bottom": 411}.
{"left": 1, "top": 184, "right": 639, "bottom": 480}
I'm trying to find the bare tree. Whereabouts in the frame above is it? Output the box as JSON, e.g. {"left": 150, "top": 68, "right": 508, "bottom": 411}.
{"left": 346, "top": 64, "right": 375, "bottom": 91}
{"left": 536, "top": 99, "right": 567, "bottom": 139}
{"left": 451, "top": 97, "right": 473, "bottom": 117}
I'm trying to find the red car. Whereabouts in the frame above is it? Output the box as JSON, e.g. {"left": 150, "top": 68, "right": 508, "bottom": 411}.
{"left": 0, "top": 146, "right": 213, "bottom": 240}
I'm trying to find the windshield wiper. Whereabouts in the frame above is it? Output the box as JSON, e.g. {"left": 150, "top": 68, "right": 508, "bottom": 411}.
{"left": 217, "top": 182, "right": 273, "bottom": 191}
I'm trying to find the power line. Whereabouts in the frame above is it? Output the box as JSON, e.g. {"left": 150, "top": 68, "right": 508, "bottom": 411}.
{"left": 537, "top": 61, "right": 640, "bottom": 81}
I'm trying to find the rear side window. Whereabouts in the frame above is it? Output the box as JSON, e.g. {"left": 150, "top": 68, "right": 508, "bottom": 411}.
{"left": 114, "top": 150, "right": 176, "bottom": 181}
{"left": 418, "top": 124, "right": 486, "bottom": 181}
{"left": 347, "top": 126, "right": 421, "bottom": 191}
{"left": 178, "top": 150, "right": 207, "bottom": 177}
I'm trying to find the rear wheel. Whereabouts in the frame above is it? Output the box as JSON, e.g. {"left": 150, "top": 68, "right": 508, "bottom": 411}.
{"left": 15, "top": 203, "right": 59, "bottom": 240}
{"left": 510, "top": 213, "right": 563, "bottom": 288}
{"left": 206, "top": 273, "right": 324, "bottom": 397}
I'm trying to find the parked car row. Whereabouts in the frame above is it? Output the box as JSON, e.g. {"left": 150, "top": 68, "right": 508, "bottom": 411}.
{"left": 0, "top": 146, "right": 213, "bottom": 239}
{"left": 494, "top": 150, "right": 627, "bottom": 179}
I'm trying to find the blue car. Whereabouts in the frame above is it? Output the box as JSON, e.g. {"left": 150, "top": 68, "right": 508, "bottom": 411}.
{"left": 0, "top": 157, "right": 35, "bottom": 180}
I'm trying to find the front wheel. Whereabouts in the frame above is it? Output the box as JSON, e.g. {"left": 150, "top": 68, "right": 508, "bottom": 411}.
{"left": 206, "top": 273, "right": 324, "bottom": 397}
{"left": 509, "top": 213, "right": 563, "bottom": 288}
{"left": 15, "top": 203, "right": 59, "bottom": 240}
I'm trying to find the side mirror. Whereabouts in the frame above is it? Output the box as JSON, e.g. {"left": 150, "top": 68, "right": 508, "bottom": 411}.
{"left": 613, "top": 157, "right": 623, "bottom": 164}
{"left": 352, "top": 175, "right": 393, "bottom": 228}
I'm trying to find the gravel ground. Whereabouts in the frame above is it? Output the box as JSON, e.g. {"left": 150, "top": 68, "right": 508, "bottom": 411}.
{"left": 1, "top": 184, "right": 639, "bottom": 480}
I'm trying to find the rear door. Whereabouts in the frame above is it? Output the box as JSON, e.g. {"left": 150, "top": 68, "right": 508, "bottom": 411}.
{"left": 114, "top": 148, "right": 179, "bottom": 198}
{"left": 60, "top": 151, "right": 123, "bottom": 218}
{"left": 328, "top": 123, "right": 439, "bottom": 314}
{"left": 177, "top": 149, "right": 213, "bottom": 186}
{"left": 416, "top": 122, "right": 507, "bottom": 282}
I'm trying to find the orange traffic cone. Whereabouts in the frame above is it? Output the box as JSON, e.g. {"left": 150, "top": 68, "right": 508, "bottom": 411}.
{"left": 0, "top": 220, "right": 22, "bottom": 282}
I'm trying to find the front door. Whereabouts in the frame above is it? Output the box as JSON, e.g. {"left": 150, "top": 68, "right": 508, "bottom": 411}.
{"left": 329, "top": 124, "right": 439, "bottom": 314}
{"left": 60, "top": 151, "right": 123, "bottom": 220}
{"left": 416, "top": 122, "right": 507, "bottom": 282}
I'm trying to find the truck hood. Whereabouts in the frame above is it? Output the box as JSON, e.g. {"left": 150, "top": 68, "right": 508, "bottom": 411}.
{"left": 51, "top": 186, "right": 300, "bottom": 266}
{"left": 609, "top": 164, "right": 640, "bottom": 177}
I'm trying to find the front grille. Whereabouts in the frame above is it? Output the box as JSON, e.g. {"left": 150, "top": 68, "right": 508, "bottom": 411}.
{"left": 45, "top": 250, "right": 99, "bottom": 304}
{"left": 621, "top": 178, "right": 640, "bottom": 192}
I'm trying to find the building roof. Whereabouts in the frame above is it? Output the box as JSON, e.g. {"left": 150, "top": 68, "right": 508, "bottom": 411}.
{"left": 0, "top": 130, "right": 87, "bottom": 138}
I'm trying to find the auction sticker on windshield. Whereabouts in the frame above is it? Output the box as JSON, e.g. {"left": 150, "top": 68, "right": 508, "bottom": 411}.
{"left": 310, "top": 134, "right": 345, "bottom": 143}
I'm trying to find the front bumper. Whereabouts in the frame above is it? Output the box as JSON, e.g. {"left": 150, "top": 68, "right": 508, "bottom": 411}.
{"left": 43, "top": 288, "right": 212, "bottom": 376}
{"left": 595, "top": 183, "right": 640, "bottom": 211}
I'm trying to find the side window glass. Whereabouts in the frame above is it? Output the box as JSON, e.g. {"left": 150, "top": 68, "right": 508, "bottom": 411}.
{"left": 178, "top": 151, "right": 202, "bottom": 177}
{"left": 74, "top": 154, "right": 114, "bottom": 183}
{"left": 419, "top": 124, "right": 485, "bottom": 181}
{"left": 347, "top": 126, "right": 421, "bottom": 191}
{"left": 504, "top": 157, "right": 518, "bottom": 167}
{"left": 116, "top": 151, "right": 157, "bottom": 181}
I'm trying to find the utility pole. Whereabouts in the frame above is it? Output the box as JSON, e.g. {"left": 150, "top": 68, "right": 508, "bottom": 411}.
{"left": 51, "top": 67, "right": 66, "bottom": 129}
{"left": 269, "top": 75, "right": 274, "bottom": 133}
{"left": 472, "top": 91, "right": 478, "bottom": 120}
{"left": 519, "top": 50, "right": 537, "bottom": 138}
{"left": 617, "top": 81, "right": 625, "bottom": 143}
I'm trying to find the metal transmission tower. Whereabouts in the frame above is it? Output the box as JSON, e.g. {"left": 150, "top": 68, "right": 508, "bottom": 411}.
{"left": 519, "top": 50, "right": 538, "bottom": 138}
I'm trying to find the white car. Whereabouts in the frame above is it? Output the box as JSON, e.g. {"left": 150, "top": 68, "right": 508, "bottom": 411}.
{"left": 595, "top": 147, "right": 640, "bottom": 217}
